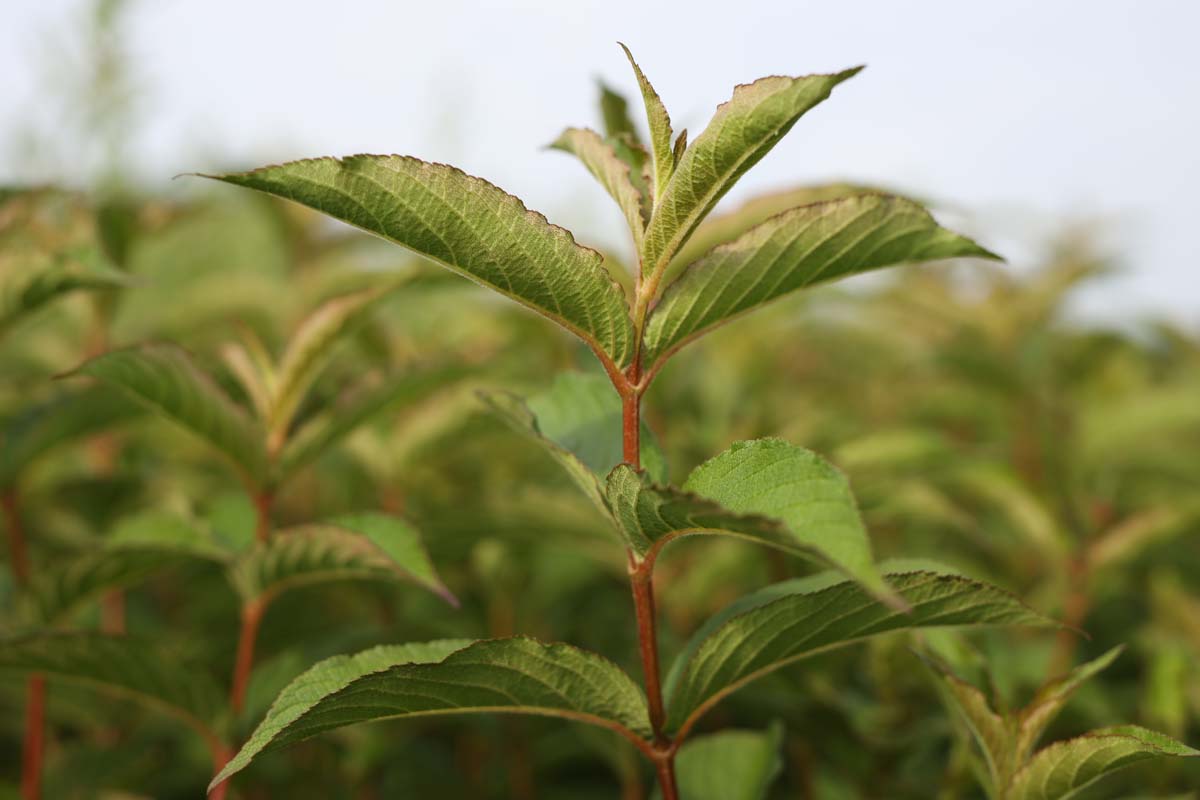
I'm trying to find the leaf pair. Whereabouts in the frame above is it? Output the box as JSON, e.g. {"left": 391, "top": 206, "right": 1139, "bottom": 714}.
{"left": 208, "top": 567, "right": 1047, "bottom": 788}
{"left": 926, "top": 646, "right": 1199, "bottom": 799}
{"left": 72, "top": 284, "right": 454, "bottom": 489}
{"left": 205, "top": 48, "right": 995, "bottom": 383}
{"left": 482, "top": 372, "right": 900, "bottom": 606}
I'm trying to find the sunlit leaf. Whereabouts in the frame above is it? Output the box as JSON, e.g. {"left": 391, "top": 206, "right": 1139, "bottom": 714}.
{"left": 680, "top": 438, "right": 897, "bottom": 605}
{"left": 619, "top": 44, "right": 674, "bottom": 204}
{"left": 644, "top": 195, "right": 997, "bottom": 367}
{"left": 208, "top": 156, "right": 634, "bottom": 366}
{"left": 640, "top": 68, "right": 862, "bottom": 286}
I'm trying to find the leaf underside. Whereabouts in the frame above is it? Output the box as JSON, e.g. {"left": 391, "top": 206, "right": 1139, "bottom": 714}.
{"left": 212, "top": 637, "right": 651, "bottom": 787}
{"left": 209, "top": 156, "right": 634, "bottom": 367}
{"left": 664, "top": 570, "right": 1053, "bottom": 734}
{"left": 643, "top": 193, "right": 998, "bottom": 367}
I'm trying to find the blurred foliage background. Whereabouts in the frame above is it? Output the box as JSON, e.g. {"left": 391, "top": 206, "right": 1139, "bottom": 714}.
{"left": 1, "top": 1, "right": 1197, "bottom": 798}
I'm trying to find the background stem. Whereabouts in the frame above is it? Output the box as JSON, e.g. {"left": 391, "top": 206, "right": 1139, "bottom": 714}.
{"left": 21, "top": 675, "right": 45, "bottom": 800}
{"left": 230, "top": 597, "right": 266, "bottom": 714}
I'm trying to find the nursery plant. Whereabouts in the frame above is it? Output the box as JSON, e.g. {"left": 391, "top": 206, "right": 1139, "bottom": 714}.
{"left": 147, "top": 46, "right": 1200, "bottom": 799}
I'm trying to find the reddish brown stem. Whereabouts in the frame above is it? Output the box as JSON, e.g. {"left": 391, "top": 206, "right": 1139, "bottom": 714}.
{"left": 629, "top": 560, "right": 668, "bottom": 739}
{"left": 2, "top": 490, "right": 31, "bottom": 585}
{"left": 622, "top": 390, "right": 641, "bottom": 467}
{"left": 207, "top": 740, "right": 233, "bottom": 800}
{"left": 252, "top": 490, "right": 273, "bottom": 543}
{"left": 21, "top": 675, "right": 45, "bottom": 800}
{"left": 653, "top": 757, "right": 679, "bottom": 800}
{"left": 230, "top": 597, "right": 266, "bottom": 715}
{"left": 101, "top": 589, "right": 126, "bottom": 634}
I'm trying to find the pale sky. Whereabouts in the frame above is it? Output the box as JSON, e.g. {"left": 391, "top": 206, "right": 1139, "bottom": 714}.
{"left": 3, "top": 0, "right": 1197, "bottom": 326}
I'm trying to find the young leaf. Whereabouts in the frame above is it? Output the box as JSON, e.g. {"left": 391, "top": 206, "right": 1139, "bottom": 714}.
{"left": 657, "top": 723, "right": 784, "bottom": 800}
{"left": 211, "top": 637, "right": 652, "bottom": 787}
{"left": 277, "top": 364, "right": 462, "bottom": 481}
{"left": 1014, "top": 646, "right": 1124, "bottom": 764}
{"left": 0, "top": 632, "right": 225, "bottom": 741}
{"left": 640, "top": 68, "right": 863, "bottom": 286}
{"left": 551, "top": 128, "right": 648, "bottom": 248}
{"left": 681, "top": 438, "right": 898, "bottom": 606}
{"left": 227, "top": 514, "right": 455, "bottom": 605}
{"left": 643, "top": 194, "right": 998, "bottom": 368}
{"left": 268, "top": 284, "right": 393, "bottom": 444}
{"left": 598, "top": 81, "right": 640, "bottom": 142}
{"left": 664, "top": 571, "right": 1053, "bottom": 736}
{"left": 0, "top": 386, "right": 139, "bottom": 489}
{"left": 73, "top": 343, "right": 268, "bottom": 484}
{"left": 1007, "top": 726, "right": 1199, "bottom": 800}
{"left": 922, "top": 651, "right": 1020, "bottom": 790}
{"left": 207, "top": 156, "right": 634, "bottom": 367}
{"left": 619, "top": 44, "right": 674, "bottom": 204}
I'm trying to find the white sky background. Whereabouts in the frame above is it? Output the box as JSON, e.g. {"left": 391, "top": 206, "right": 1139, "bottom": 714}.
{"left": 2, "top": 0, "right": 1197, "bottom": 327}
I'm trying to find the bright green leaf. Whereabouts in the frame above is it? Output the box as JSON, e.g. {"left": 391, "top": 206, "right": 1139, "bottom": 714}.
{"left": 208, "top": 156, "right": 634, "bottom": 366}
{"left": 644, "top": 194, "right": 998, "bottom": 367}
{"left": 211, "top": 637, "right": 651, "bottom": 788}
{"left": 1015, "top": 646, "right": 1124, "bottom": 764}
{"left": 73, "top": 343, "right": 268, "bottom": 484}
{"left": 681, "top": 438, "right": 897, "bottom": 606}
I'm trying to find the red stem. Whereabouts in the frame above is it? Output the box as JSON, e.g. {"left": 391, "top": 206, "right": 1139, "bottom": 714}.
{"left": 230, "top": 597, "right": 266, "bottom": 715}
{"left": 2, "top": 490, "right": 31, "bottom": 585}
{"left": 21, "top": 675, "right": 45, "bottom": 800}
{"left": 619, "top": 357, "right": 678, "bottom": 799}
{"left": 252, "top": 490, "right": 273, "bottom": 544}
{"left": 207, "top": 740, "right": 233, "bottom": 800}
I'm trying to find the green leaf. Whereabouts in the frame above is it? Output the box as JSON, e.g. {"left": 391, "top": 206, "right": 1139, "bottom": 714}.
{"left": 664, "top": 571, "right": 1052, "bottom": 735}
{"left": 598, "top": 81, "right": 640, "bottom": 143}
{"left": 480, "top": 372, "right": 667, "bottom": 513}
{"left": 479, "top": 389, "right": 608, "bottom": 513}
{"left": 640, "top": 68, "right": 863, "bottom": 287}
{"left": 922, "top": 651, "right": 1019, "bottom": 790}
{"left": 551, "top": 128, "right": 648, "bottom": 248}
{"left": 227, "top": 514, "right": 454, "bottom": 605}
{"left": 606, "top": 464, "right": 873, "bottom": 579}
{"left": 661, "top": 722, "right": 784, "bottom": 800}
{"left": 268, "top": 284, "right": 393, "bottom": 444}
{"left": 1007, "top": 726, "right": 1199, "bottom": 800}
{"left": 0, "top": 632, "right": 225, "bottom": 741}
{"left": 680, "top": 438, "right": 897, "bottom": 606}
{"left": 208, "top": 156, "right": 634, "bottom": 366}
{"left": 0, "top": 386, "right": 139, "bottom": 489}
{"left": 643, "top": 194, "right": 998, "bottom": 367}
{"left": 668, "top": 183, "right": 885, "bottom": 271}
{"left": 0, "top": 252, "right": 128, "bottom": 340}
{"left": 1015, "top": 646, "right": 1124, "bottom": 764}
{"left": 73, "top": 343, "right": 268, "bottom": 483}
{"left": 277, "top": 364, "right": 461, "bottom": 481}
{"left": 211, "top": 637, "right": 651, "bottom": 788}
{"left": 619, "top": 44, "right": 674, "bottom": 204}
